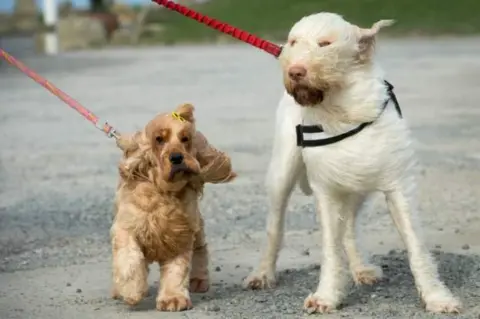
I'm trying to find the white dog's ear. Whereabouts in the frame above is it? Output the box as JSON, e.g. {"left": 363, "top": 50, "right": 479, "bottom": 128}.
{"left": 357, "top": 19, "right": 395, "bottom": 61}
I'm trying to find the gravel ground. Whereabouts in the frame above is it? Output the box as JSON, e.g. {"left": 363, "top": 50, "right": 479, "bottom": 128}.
{"left": 1, "top": 37, "right": 480, "bottom": 318}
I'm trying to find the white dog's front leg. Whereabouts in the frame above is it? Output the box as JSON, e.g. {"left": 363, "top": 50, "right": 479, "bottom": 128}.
{"left": 244, "top": 100, "right": 303, "bottom": 290}
{"left": 304, "top": 191, "right": 350, "bottom": 313}
{"left": 385, "top": 187, "right": 461, "bottom": 314}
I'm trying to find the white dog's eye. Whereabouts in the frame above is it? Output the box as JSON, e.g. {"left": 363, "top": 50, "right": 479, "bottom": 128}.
{"left": 289, "top": 39, "right": 297, "bottom": 46}
{"left": 318, "top": 41, "right": 331, "bottom": 47}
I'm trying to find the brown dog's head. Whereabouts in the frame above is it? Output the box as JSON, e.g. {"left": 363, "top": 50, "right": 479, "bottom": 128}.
{"left": 117, "top": 103, "right": 201, "bottom": 191}
{"left": 146, "top": 103, "right": 200, "bottom": 183}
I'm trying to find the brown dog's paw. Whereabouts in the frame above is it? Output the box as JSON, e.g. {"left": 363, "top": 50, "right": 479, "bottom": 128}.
{"left": 124, "top": 295, "right": 143, "bottom": 307}
{"left": 156, "top": 294, "right": 193, "bottom": 312}
{"left": 303, "top": 293, "right": 337, "bottom": 314}
{"left": 189, "top": 277, "right": 210, "bottom": 293}
{"left": 243, "top": 271, "right": 276, "bottom": 290}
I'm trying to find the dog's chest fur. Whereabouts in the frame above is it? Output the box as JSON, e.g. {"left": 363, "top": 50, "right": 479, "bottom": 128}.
{"left": 283, "top": 93, "right": 416, "bottom": 193}
{"left": 114, "top": 182, "right": 200, "bottom": 264}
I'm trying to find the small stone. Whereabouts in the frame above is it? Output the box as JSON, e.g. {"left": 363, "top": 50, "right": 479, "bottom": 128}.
{"left": 455, "top": 228, "right": 460, "bottom": 234}
{"left": 207, "top": 305, "right": 220, "bottom": 312}
{"left": 302, "top": 249, "right": 310, "bottom": 256}
{"left": 76, "top": 288, "right": 82, "bottom": 293}
{"left": 66, "top": 282, "right": 71, "bottom": 287}
{"left": 462, "top": 244, "right": 470, "bottom": 250}
{"left": 438, "top": 227, "right": 443, "bottom": 231}
{"left": 235, "top": 265, "right": 240, "bottom": 269}
{"left": 379, "top": 241, "right": 384, "bottom": 245}
{"left": 255, "top": 296, "right": 267, "bottom": 303}
{"left": 435, "top": 244, "right": 442, "bottom": 249}
{"left": 215, "top": 266, "right": 221, "bottom": 272}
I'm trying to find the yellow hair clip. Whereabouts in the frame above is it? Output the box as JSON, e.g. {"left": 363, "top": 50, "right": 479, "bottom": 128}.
{"left": 171, "top": 112, "right": 185, "bottom": 122}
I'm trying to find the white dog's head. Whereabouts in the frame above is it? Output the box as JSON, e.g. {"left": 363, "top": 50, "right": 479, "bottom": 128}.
{"left": 280, "top": 12, "right": 394, "bottom": 107}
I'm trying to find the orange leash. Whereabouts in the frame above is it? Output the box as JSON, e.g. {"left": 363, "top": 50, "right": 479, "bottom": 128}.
{"left": 0, "top": 48, "right": 118, "bottom": 139}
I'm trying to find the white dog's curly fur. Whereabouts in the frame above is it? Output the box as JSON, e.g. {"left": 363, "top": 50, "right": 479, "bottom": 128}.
{"left": 244, "top": 12, "right": 461, "bottom": 314}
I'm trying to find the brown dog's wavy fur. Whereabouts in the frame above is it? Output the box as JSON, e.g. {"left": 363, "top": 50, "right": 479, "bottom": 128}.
{"left": 111, "top": 103, "right": 235, "bottom": 311}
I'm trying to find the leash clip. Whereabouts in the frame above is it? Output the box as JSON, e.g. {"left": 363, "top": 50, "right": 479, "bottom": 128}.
{"left": 96, "top": 119, "right": 118, "bottom": 139}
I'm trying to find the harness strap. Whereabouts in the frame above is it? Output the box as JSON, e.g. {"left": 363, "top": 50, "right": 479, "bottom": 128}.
{"left": 296, "top": 80, "right": 401, "bottom": 148}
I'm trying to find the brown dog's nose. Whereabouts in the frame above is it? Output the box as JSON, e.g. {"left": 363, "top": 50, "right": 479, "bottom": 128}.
{"left": 288, "top": 65, "right": 307, "bottom": 81}
{"left": 169, "top": 152, "right": 184, "bottom": 165}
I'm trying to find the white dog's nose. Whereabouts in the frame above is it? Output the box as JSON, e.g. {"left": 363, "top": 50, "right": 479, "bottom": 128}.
{"left": 288, "top": 65, "right": 307, "bottom": 81}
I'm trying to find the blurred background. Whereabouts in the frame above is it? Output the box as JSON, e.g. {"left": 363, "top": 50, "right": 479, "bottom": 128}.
{"left": 0, "top": 0, "right": 478, "bottom": 54}
{"left": 1, "top": 1, "right": 480, "bottom": 317}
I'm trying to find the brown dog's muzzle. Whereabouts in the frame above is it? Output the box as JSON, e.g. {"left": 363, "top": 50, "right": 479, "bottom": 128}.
{"left": 167, "top": 152, "right": 199, "bottom": 181}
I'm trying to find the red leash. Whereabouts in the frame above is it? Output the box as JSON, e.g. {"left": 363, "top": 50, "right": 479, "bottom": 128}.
{"left": 0, "top": 49, "right": 118, "bottom": 139}
{"left": 152, "top": 0, "right": 283, "bottom": 58}
{"left": 2, "top": 1, "right": 280, "bottom": 140}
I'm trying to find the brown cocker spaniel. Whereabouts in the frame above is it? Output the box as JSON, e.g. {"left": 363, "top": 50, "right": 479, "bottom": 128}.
{"left": 110, "top": 103, "right": 236, "bottom": 311}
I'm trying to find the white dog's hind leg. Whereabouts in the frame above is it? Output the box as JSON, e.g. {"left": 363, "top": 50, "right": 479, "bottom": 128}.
{"left": 385, "top": 184, "right": 461, "bottom": 313}
{"left": 297, "top": 164, "right": 313, "bottom": 196}
{"left": 244, "top": 102, "right": 302, "bottom": 290}
{"left": 304, "top": 191, "right": 351, "bottom": 313}
{"left": 343, "top": 196, "right": 383, "bottom": 285}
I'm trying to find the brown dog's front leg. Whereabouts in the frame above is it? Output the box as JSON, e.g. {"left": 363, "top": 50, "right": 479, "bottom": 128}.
{"left": 157, "top": 250, "right": 193, "bottom": 312}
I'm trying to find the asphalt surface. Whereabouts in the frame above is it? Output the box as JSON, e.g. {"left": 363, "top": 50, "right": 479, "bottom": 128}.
{"left": 1, "top": 37, "right": 480, "bottom": 318}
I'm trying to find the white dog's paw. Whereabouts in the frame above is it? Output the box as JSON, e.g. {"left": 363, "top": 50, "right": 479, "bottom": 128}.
{"left": 423, "top": 291, "right": 462, "bottom": 314}
{"left": 243, "top": 270, "right": 276, "bottom": 290}
{"left": 303, "top": 293, "right": 339, "bottom": 314}
{"left": 352, "top": 264, "right": 383, "bottom": 286}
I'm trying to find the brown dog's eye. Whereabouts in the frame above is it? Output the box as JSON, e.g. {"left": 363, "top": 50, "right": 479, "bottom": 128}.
{"left": 155, "top": 136, "right": 164, "bottom": 144}
{"left": 181, "top": 136, "right": 189, "bottom": 143}
{"left": 318, "top": 41, "right": 331, "bottom": 47}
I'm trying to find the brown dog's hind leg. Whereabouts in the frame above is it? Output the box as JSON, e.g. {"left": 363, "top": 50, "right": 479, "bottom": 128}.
{"left": 189, "top": 217, "right": 210, "bottom": 293}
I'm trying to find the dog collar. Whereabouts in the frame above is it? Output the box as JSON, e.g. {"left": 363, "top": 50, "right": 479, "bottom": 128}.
{"left": 296, "top": 80, "right": 402, "bottom": 148}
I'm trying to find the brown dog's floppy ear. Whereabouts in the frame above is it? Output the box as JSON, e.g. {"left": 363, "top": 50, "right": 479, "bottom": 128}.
{"left": 357, "top": 19, "right": 395, "bottom": 62}
{"left": 174, "top": 103, "right": 195, "bottom": 123}
{"left": 115, "top": 131, "right": 144, "bottom": 157}
{"left": 116, "top": 133, "right": 138, "bottom": 152}
{"left": 193, "top": 131, "right": 237, "bottom": 184}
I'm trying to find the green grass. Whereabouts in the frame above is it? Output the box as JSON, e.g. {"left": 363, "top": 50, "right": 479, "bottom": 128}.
{"left": 148, "top": 0, "right": 480, "bottom": 44}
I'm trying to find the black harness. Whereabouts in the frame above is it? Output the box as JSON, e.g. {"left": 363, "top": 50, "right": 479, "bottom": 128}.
{"left": 295, "top": 80, "right": 402, "bottom": 148}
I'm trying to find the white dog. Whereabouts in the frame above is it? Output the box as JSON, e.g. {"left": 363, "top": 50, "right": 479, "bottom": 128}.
{"left": 243, "top": 12, "right": 461, "bottom": 314}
